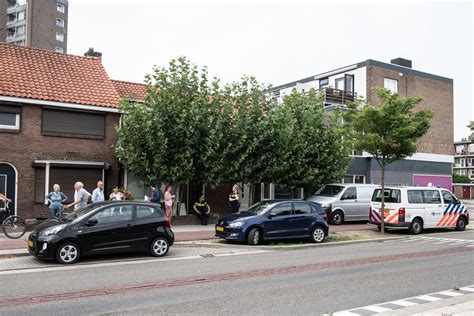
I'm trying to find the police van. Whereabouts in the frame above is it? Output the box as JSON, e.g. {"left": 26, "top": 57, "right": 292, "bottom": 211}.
{"left": 369, "top": 186, "right": 469, "bottom": 234}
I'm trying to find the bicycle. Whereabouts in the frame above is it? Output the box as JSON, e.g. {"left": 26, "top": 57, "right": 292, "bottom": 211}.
{"left": 1, "top": 200, "right": 27, "bottom": 239}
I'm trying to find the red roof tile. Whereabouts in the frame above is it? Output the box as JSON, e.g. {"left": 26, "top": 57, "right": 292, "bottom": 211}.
{"left": 0, "top": 43, "right": 121, "bottom": 108}
{"left": 111, "top": 80, "right": 147, "bottom": 101}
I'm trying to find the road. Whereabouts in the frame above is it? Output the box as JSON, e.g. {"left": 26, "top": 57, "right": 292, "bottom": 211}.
{"left": 0, "top": 230, "right": 473, "bottom": 315}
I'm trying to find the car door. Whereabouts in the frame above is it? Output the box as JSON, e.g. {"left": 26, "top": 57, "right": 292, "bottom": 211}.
{"left": 291, "top": 202, "right": 315, "bottom": 237}
{"left": 261, "top": 203, "right": 294, "bottom": 239}
{"left": 339, "top": 187, "right": 358, "bottom": 221}
{"left": 439, "top": 190, "right": 461, "bottom": 228}
{"left": 79, "top": 204, "right": 134, "bottom": 255}
{"left": 420, "top": 189, "right": 442, "bottom": 228}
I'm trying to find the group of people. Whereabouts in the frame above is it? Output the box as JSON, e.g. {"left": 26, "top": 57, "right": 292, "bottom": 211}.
{"left": 43, "top": 181, "right": 240, "bottom": 225}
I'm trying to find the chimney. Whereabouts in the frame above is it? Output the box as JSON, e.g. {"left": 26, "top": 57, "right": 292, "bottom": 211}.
{"left": 390, "top": 58, "right": 412, "bottom": 68}
{"left": 84, "top": 47, "right": 102, "bottom": 61}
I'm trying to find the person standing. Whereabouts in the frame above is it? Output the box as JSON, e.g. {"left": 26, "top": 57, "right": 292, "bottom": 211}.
{"left": 45, "top": 184, "right": 68, "bottom": 218}
{"left": 149, "top": 183, "right": 162, "bottom": 206}
{"left": 66, "top": 182, "right": 91, "bottom": 210}
{"left": 164, "top": 185, "right": 175, "bottom": 221}
{"left": 109, "top": 187, "right": 124, "bottom": 201}
{"left": 92, "top": 181, "right": 105, "bottom": 203}
{"left": 193, "top": 195, "right": 211, "bottom": 225}
{"left": 228, "top": 184, "right": 240, "bottom": 213}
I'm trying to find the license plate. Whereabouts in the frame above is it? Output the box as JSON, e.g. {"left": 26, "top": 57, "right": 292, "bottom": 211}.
{"left": 28, "top": 240, "right": 33, "bottom": 248}
{"left": 216, "top": 226, "right": 224, "bottom": 232}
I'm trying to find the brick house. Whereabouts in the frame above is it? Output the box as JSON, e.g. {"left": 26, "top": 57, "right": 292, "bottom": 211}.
{"left": 0, "top": 43, "right": 146, "bottom": 219}
{"left": 265, "top": 57, "right": 454, "bottom": 198}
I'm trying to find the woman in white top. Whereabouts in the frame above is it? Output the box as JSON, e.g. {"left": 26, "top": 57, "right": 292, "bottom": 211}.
{"left": 164, "top": 185, "right": 175, "bottom": 221}
{"left": 109, "top": 187, "right": 124, "bottom": 201}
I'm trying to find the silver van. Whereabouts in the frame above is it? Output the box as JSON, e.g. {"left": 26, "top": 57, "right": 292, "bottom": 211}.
{"left": 306, "top": 184, "right": 378, "bottom": 225}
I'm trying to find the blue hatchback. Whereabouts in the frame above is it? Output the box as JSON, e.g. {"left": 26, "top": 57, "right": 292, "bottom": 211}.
{"left": 215, "top": 200, "right": 329, "bottom": 245}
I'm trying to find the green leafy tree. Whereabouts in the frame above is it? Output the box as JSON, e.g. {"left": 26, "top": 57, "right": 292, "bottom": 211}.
{"left": 115, "top": 57, "right": 215, "bottom": 195}
{"left": 468, "top": 121, "right": 474, "bottom": 142}
{"left": 274, "top": 88, "right": 352, "bottom": 195}
{"left": 345, "top": 88, "right": 433, "bottom": 234}
{"left": 453, "top": 174, "right": 471, "bottom": 184}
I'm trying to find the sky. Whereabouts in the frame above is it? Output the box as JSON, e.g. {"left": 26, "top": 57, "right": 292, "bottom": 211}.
{"left": 68, "top": 0, "right": 473, "bottom": 140}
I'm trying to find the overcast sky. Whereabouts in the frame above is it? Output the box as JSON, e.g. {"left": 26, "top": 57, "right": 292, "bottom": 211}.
{"left": 68, "top": 0, "right": 473, "bottom": 140}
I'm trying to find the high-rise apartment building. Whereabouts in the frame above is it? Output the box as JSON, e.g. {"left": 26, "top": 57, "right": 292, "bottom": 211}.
{"left": 0, "top": 0, "right": 68, "bottom": 53}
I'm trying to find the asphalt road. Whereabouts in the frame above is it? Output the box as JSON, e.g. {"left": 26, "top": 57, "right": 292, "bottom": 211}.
{"left": 0, "top": 230, "right": 473, "bottom": 315}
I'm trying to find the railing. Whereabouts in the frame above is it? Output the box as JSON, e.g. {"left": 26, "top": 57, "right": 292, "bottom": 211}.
{"left": 319, "top": 87, "right": 356, "bottom": 106}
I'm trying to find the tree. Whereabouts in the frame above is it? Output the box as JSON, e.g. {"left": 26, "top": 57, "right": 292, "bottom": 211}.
{"left": 345, "top": 88, "right": 433, "bottom": 234}
{"left": 115, "top": 57, "right": 215, "bottom": 196}
{"left": 273, "top": 88, "right": 352, "bottom": 195}
{"left": 468, "top": 121, "right": 474, "bottom": 142}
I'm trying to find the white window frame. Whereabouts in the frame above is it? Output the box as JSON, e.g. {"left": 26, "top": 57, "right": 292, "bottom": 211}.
{"left": 56, "top": 32, "right": 64, "bottom": 42}
{"left": 384, "top": 78, "right": 398, "bottom": 93}
{"left": 56, "top": 18, "right": 65, "bottom": 28}
{"left": 343, "top": 174, "right": 366, "bottom": 184}
{"left": 0, "top": 112, "right": 20, "bottom": 130}
{"left": 16, "top": 25, "right": 25, "bottom": 35}
{"left": 55, "top": 47, "right": 64, "bottom": 53}
{"left": 57, "top": 3, "right": 65, "bottom": 13}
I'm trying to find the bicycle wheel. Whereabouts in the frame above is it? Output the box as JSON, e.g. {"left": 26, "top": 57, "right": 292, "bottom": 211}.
{"left": 2, "top": 215, "right": 27, "bottom": 239}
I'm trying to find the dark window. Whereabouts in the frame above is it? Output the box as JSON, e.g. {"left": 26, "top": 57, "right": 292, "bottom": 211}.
{"left": 319, "top": 78, "right": 329, "bottom": 89}
{"left": 91, "top": 205, "right": 133, "bottom": 225}
{"left": 344, "top": 74, "right": 354, "bottom": 92}
{"left": 372, "top": 189, "right": 401, "bottom": 203}
{"left": 422, "top": 190, "right": 441, "bottom": 204}
{"left": 341, "top": 187, "right": 356, "bottom": 200}
{"left": 407, "top": 190, "right": 423, "bottom": 204}
{"left": 42, "top": 108, "right": 105, "bottom": 139}
{"left": 293, "top": 202, "right": 312, "bottom": 214}
{"left": 269, "top": 203, "right": 292, "bottom": 216}
{"left": 335, "top": 77, "right": 344, "bottom": 90}
{"left": 136, "top": 205, "right": 156, "bottom": 218}
{"left": 35, "top": 167, "right": 102, "bottom": 203}
{"left": 441, "top": 191, "right": 457, "bottom": 204}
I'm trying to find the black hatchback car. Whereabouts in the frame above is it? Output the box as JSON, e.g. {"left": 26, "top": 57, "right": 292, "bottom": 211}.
{"left": 215, "top": 200, "right": 329, "bottom": 245}
{"left": 28, "top": 201, "right": 174, "bottom": 264}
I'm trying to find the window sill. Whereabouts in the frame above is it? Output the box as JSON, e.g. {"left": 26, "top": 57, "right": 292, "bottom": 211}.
{"left": 42, "top": 132, "right": 105, "bottom": 140}
{"left": 0, "top": 128, "right": 20, "bottom": 134}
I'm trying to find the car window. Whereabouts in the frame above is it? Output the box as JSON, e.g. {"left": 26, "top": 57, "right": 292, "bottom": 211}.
{"left": 421, "top": 190, "right": 441, "bottom": 204}
{"left": 269, "top": 203, "right": 292, "bottom": 216}
{"left": 315, "top": 185, "right": 345, "bottom": 197}
{"left": 311, "top": 203, "right": 323, "bottom": 213}
{"left": 293, "top": 202, "right": 312, "bottom": 215}
{"left": 442, "top": 190, "right": 457, "bottom": 204}
{"left": 372, "top": 189, "right": 401, "bottom": 203}
{"left": 341, "top": 187, "right": 356, "bottom": 200}
{"left": 136, "top": 205, "right": 156, "bottom": 219}
{"left": 407, "top": 190, "right": 423, "bottom": 204}
{"left": 91, "top": 205, "right": 133, "bottom": 225}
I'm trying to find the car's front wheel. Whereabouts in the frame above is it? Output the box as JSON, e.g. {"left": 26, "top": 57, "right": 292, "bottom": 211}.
{"left": 310, "top": 226, "right": 326, "bottom": 243}
{"left": 150, "top": 237, "right": 170, "bottom": 257}
{"left": 247, "top": 228, "right": 261, "bottom": 245}
{"left": 56, "top": 242, "right": 80, "bottom": 264}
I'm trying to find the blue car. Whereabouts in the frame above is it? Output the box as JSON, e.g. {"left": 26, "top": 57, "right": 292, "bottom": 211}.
{"left": 215, "top": 200, "right": 329, "bottom": 245}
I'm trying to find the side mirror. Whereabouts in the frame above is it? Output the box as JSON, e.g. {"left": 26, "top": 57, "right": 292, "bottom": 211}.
{"left": 86, "top": 218, "right": 98, "bottom": 227}
{"left": 455, "top": 199, "right": 461, "bottom": 205}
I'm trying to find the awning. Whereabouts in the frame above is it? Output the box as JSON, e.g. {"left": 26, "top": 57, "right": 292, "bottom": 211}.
{"left": 32, "top": 160, "right": 110, "bottom": 170}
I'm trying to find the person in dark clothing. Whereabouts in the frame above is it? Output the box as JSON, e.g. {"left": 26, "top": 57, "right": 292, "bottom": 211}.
{"left": 193, "top": 195, "right": 211, "bottom": 225}
{"left": 149, "top": 183, "right": 162, "bottom": 207}
{"left": 228, "top": 184, "right": 240, "bottom": 213}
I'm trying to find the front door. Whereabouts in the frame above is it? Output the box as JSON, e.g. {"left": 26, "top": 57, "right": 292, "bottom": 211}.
{"left": 339, "top": 187, "right": 358, "bottom": 221}
{"left": 79, "top": 205, "right": 134, "bottom": 254}
{"left": 439, "top": 190, "right": 461, "bottom": 228}
{"left": 262, "top": 202, "right": 294, "bottom": 239}
{"left": 0, "top": 163, "right": 16, "bottom": 220}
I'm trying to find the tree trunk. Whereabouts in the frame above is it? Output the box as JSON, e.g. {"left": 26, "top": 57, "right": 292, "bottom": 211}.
{"left": 380, "top": 165, "right": 385, "bottom": 235}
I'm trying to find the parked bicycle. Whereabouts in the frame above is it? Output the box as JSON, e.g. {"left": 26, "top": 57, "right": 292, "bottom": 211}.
{"left": 1, "top": 199, "right": 27, "bottom": 239}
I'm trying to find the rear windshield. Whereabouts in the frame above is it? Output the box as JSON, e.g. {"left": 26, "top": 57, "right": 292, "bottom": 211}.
{"left": 372, "top": 189, "right": 401, "bottom": 203}
{"left": 315, "top": 185, "right": 345, "bottom": 197}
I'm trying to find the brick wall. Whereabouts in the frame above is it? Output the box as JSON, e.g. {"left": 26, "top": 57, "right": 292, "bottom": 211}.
{"left": 366, "top": 65, "right": 454, "bottom": 156}
{"left": 0, "top": 103, "right": 120, "bottom": 219}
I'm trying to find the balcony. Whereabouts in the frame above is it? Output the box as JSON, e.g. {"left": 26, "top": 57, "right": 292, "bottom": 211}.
{"left": 5, "top": 19, "right": 25, "bottom": 30}
{"left": 320, "top": 87, "right": 356, "bottom": 106}
{"left": 6, "top": 33, "right": 25, "bottom": 43}
{"left": 6, "top": 4, "right": 26, "bottom": 15}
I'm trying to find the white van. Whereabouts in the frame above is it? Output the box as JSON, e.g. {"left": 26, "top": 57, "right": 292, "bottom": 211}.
{"left": 307, "top": 184, "right": 378, "bottom": 225}
{"left": 369, "top": 186, "right": 469, "bottom": 234}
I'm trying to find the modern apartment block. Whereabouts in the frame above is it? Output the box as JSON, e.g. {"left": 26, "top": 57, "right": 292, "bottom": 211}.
{"left": 454, "top": 139, "right": 474, "bottom": 182}
{"left": 267, "top": 58, "right": 454, "bottom": 194}
{"left": 0, "top": 0, "right": 68, "bottom": 53}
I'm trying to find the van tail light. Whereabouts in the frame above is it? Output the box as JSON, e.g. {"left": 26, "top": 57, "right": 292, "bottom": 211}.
{"left": 398, "top": 208, "right": 405, "bottom": 222}
{"left": 165, "top": 216, "right": 171, "bottom": 228}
